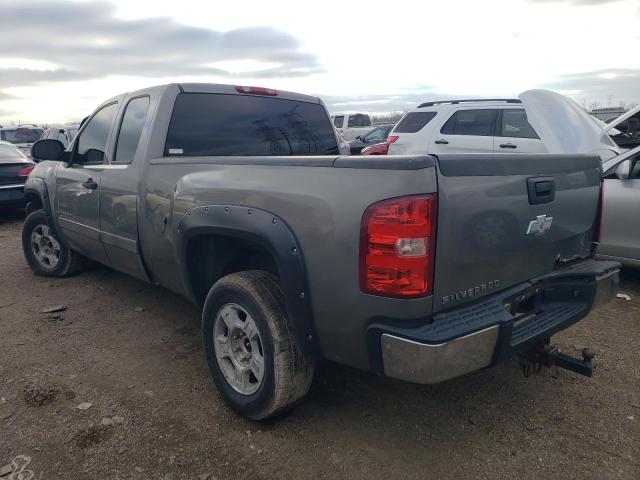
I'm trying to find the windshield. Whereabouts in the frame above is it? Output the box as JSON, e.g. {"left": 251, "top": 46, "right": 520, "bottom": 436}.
{"left": 1, "top": 128, "right": 44, "bottom": 144}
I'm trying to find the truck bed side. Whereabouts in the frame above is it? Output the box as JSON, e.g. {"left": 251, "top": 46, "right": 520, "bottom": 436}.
{"left": 139, "top": 155, "right": 438, "bottom": 370}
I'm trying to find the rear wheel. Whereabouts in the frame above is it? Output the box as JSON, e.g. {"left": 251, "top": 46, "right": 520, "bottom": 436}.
{"left": 202, "top": 271, "right": 314, "bottom": 420}
{"left": 22, "top": 209, "right": 86, "bottom": 277}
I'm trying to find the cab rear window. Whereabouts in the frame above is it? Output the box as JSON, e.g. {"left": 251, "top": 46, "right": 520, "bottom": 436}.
{"left": 394, "top": 112, "right": 437, "bottom": 133}
{"left": 165, "top": 93, "right": 339, "bottom": 156}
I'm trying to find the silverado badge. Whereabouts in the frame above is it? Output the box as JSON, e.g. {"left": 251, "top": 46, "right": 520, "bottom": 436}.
{"left": 526, "top": 214, "right": 553, "bottom": 235}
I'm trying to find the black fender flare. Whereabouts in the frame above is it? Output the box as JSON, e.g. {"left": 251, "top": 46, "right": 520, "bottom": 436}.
{"left": 23, "top": 177, "right": 66, "bottom": 245}
{"left": 176, "top": 204, "right": 320, "bottom": 358}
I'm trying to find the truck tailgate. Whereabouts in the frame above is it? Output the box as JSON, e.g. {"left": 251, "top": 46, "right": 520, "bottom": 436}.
{"left": 432, "top": 153, "right": 602, "bottom": 312}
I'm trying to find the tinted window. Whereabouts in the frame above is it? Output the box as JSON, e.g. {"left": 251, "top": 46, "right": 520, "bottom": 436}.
{"left": 347, "top": 114, "right": 371, "bottom": 127}
{"left": 395, "top": 112, "right": 437, "bottom": 133}
{"left": 165, "top": 93, "right": 339, "bottom": 156}
{"left": 441, "top": 109, "right": 497, "bottom": 136}
{"left": 500, "top": 109, "right": 538, "bottom": 139}
{"left": 0, "top": 128, "right": 44, "bottom": 143}
{"left": 115, "top": 96, "right": 150, "bottom": 164}
{"left": 76, "top": 103, "right": 118, "bottom": 163}
{"left": 363, "top": 127, "right": 388, "bottom": 142}
{"left": 333, "top": 116, "right": 344, "bottom": 128}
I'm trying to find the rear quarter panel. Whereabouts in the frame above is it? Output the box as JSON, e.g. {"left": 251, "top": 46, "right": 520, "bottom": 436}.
{"left": 139, "top": 156, "right": 438, "bottom": 370}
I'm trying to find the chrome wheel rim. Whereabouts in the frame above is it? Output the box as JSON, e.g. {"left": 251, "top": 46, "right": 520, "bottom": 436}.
{"left": 30, "top": 224, "right": 61, "bottom": 269}
{"left": 213, "top": 303, "right": 265, "bottom": 395}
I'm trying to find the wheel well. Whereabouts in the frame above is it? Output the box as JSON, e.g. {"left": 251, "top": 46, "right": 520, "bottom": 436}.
{"left": 25, "top": 192, "right": 43, "bottom": 214}
{"left": 186, "top": 234, "right": 279, "bottom": 305}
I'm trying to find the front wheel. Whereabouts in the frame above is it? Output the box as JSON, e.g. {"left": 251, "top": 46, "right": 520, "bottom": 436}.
{"left": 202, "top": 271, "right": 314, "bottom": 420}
{"left": 21, "top": 209, "right": 86, "bottom": 277}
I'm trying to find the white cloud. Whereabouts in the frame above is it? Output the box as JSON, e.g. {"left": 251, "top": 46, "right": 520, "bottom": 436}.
{"left": 0, "top": 0, "right": 638, "bottom": 124}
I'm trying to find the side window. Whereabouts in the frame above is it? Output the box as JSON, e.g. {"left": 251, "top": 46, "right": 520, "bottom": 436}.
{"left": 75, "top": 103, "right": 118, "bottom": 163}
{"left": 395, "top": 112, "right": 437, "bottom": 133}
{"left": 500, "top": 109, "right": 539, "bottom": 139}
{"left": 441, "top": 109, "right": 497, "bottom": 136}
{"left": 348, "top": 114, "right": 370, "bottom": 127}
{"left": 333, "top": 116, "right": 344, "bottom": 128}
{"left": 363, "top": 127, "right": 387, "bottom": 142}
{"left": 114, "top": 96, "right": 150, "bottom": 164}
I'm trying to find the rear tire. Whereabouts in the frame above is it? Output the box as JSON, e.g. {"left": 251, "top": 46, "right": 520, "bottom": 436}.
{"left": 22, "top": 209, "right": 87, "bottom": 277}
{"left": 202, "top": 271, "right": 314, "bottom": 420}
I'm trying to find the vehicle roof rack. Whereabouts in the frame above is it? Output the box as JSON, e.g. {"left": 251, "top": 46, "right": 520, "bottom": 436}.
{"left": 417, "top": 98, "right": 522, "bottom": 108}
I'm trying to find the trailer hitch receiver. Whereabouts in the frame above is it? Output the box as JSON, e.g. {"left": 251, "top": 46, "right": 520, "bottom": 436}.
{"left": 520, "top": 344, "right": 596, "bottom": 378}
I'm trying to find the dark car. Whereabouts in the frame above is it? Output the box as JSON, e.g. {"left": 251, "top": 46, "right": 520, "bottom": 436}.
{"left": 348, "top": 124, "right": 394, "bottom": 154}
{"left": 0, "top": 141, "right": 34, "bottom": 207}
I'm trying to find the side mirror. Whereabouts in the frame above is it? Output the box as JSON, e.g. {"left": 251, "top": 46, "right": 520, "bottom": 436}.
{"left": 31, "top": 139, "right": 65, "bottom": 161}
{"left": 616, "top": 159, "right": 632, "bottom": 180}
{"left": 355, "top": 135, "right": 362, "bottom": 141}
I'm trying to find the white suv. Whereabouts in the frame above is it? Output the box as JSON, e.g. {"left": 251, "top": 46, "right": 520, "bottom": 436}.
{"left": 387, "top": 99, "right": 547, "bottom": 155}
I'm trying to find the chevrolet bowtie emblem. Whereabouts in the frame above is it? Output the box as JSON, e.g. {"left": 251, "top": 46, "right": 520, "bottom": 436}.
{"left": 526, "top": 214, "right": 553, "bottom": 235}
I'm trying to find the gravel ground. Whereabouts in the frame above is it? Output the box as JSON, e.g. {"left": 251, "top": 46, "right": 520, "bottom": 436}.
{"left": 1, "top": 209, "right": 638, "bottom": 480}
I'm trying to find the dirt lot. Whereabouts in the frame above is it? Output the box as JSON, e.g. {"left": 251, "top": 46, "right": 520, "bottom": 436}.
{"left": 1, "top": 209, "right": 638, "bottom": 480}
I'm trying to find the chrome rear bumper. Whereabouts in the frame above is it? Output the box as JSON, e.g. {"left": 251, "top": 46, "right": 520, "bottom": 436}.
{"left": 375, "top": 260, "right": 620, "bottom": 385}
{"left": 382, "top": 326, "right": 499, "bottom": 384}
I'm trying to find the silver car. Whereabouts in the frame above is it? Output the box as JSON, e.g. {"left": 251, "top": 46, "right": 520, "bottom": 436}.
{"left": 522, "top": 93, "right": 640, "bottom": 269}
{"left": 598, "top": 146, "right": 640, "bottom": 268}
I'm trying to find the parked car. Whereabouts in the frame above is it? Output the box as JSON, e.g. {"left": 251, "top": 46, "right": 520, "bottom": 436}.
{"left": 0, "top": 141, "right": 34, "bottom": 207}
{"left": 40, "top": 125, "right": 81, "bottom": 149}
{"left": 25, "top": 82, "right": 618, "bottom": 419}
{"left": 0, "top": 125, "right": 44, "bottom": 159}
{"left": 349, "top": 124, "right": 394, "bottom": 154}
{"left": 596, "top": 147, "right": 640, "bottom": 268}
{"left": 360, "top": 142, "right": 388, "bottom": 155}
{"left": 331, "top": 112, "right": 372, "bottom": 140}
{"left": 601, "top": 107, "right": 640, "bottom": 151}
{"left": 389, "top": 91, "right": 623, "bottom": 160}
{"left": 388, "top": 99, "right": 547, "bottom": 155}
{"left": 518, "top": 92, "right": 640, "bottom": 268}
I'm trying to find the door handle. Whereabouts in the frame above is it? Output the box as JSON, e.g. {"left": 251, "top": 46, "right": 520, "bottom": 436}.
{"left": 499, "top": 143, "right": 517, "bottom": 149}
{"left": 434, "top": 139, "right": 449, "bottom": 145}
{"left": 82, "top": 178, "right": 98, "bottom": 189}
{"left": 527, "top": 177, "right": 555, "bottom": 205}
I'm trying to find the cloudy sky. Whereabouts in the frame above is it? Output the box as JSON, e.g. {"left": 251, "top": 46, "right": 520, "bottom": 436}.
{"left": 0, "top": 0, "right": 638, "bottom": 125}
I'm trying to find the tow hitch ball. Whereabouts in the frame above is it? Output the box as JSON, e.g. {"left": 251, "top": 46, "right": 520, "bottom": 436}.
{"left": 519, "top": 344, "right": 596, "bottom": 378}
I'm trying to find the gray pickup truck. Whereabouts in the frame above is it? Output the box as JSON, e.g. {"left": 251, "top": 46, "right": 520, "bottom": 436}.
{"left": 24, "top": 83, "right": 619, "bottom": 419}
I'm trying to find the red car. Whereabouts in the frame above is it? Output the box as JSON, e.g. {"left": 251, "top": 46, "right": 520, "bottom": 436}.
{"left": 361, "top": 134, "right": 398, "bottom": 155}
{"left": 361, "top": 142, "right": 388, "bottom": 155}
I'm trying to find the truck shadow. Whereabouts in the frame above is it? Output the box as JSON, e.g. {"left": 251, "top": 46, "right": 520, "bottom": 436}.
{"left": 59, "top": 259, "right": 637, "bottom": 454}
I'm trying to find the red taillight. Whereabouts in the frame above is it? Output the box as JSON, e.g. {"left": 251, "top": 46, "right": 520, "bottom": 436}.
{"left": 360, "top": 194, "right": 437, "bottom": 297}
{"left": 234, "top": 85, "right": 278, "bottom": 96}
{"left": 18, "top": 165, "right": 34, "bottom": 177}
{"left": 387, "top": 135, "right": 399, "bottom": 145}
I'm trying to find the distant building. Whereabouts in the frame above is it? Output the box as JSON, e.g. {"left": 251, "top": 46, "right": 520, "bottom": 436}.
{"left": 590, "top": 106, "right": 626, "bottom": 122}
